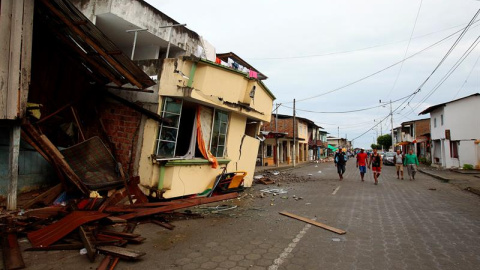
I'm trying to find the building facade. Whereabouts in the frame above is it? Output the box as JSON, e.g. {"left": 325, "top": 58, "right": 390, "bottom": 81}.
{"left": 419, "top": 94, "right": 480, "bottom": 169}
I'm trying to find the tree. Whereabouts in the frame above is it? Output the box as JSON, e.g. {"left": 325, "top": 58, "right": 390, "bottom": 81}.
{"left": 377, "top": 134, "right": 392, "bottom": 151}
{"left": 371, "top": 144, "right": 381, "bottom": 150}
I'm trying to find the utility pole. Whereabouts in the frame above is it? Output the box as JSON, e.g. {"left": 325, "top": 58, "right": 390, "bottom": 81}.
{"left": 390, "top": 100, "right": 394, "bottom": 151}
{"left": 275, "top": 103, "right": 279, "bottom": 167}
{"left": 293, "top": 99, "right": 296, "bottom": 167}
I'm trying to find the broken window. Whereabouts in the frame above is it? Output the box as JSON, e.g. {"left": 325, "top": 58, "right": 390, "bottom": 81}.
{"left": 155, "top": 98, "right": 196, "bottom": 159}
{"left": 210, "top": 110, "right": 229, "bottom": 157}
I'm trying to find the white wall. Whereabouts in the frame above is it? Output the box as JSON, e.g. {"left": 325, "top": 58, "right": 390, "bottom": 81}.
{"left": 429, "top": 95, "right": 480, "bottom": 168}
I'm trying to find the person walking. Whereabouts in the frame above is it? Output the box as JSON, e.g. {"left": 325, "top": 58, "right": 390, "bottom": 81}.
{"left": 368, "top": 148, "right": 382, "bottom": 185}
{"left": 404, "top": 149, "right": 419, "bottom": 180}
{"left": 395, "top": 149, "right": 404, "bottom": 180}
{"left": 335, "top": 149, "right": 347, "bottom": 180}
{"left": 356, "top": 148, "right": 368, "bottom": 181}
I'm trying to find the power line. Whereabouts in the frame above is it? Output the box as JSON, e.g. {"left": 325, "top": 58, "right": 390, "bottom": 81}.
{"left": 406, "top": 35, "right": 480, "bottom": 115}
{"left": 248, "top": 20, "right": 477, "bottom": 61}
{"left": 279, "top": 23, "right": 477, "bottom": 104}
{"left": 351, "top": 9, "right": 480, "bottom": 142}
{"left": 387, "top": 0, "right": 423, "bottom": 97}
{"left": 452, "top": 47, "right": 480, "bottom": 99}
{"left": 279, "top": 93, "right": 411, "bottom": 114}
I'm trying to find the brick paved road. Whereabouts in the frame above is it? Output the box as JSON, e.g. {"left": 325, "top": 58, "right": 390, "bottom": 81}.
{"left": 21, "top": 161, "right": 480, "bottom": 269}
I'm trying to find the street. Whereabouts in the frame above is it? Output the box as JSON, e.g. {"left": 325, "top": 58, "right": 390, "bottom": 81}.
{"left": 22, "top": 161, "right": 480, "bottom": 270}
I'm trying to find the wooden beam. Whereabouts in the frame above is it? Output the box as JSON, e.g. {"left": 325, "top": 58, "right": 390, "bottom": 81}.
{"left": 22, "top": 122, "right": 90, "bottom": 195}
{"left": 19, "top": 0, "right": 35, "bottom": 119}
{"left": 40, "top": 0, "right": 144, "bottom": 89}
{"left": 107, "top": 85, "right": 154, "bottom": 93}
{"left": 96, "top": 246, "right": 146, "bottom": 260}
{"left": 6, "top": 0, "right": 23, "bottom": 119}
{"left": 70, "top": 106, "right": 85, "bottom": 141}
{"left": 78, "top": 226, "right": 96, "bottom": 262}
{"left": 104, "top": 91, "right": 164, "bottom": 123}
{"left": 279, "top": 211, "right": 346, "bottom": 235}
{"left": 7, "top": 124, "right": 21, "bottom": 210}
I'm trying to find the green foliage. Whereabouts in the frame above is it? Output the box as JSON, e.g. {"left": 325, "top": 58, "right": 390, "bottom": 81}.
{"left": 463, "top": 164, "right": 474, "bottom": 170}
{"left": 371, "top": 144, "right": 381, "bottom": 150}
{"left": 377, "top": 134, "right": 392, "bottom": 150}
{"left": 419, "top": 157, "right": 431, "bottom": 166}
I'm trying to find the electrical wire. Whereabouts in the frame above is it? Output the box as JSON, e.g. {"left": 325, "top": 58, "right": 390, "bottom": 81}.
{"left": 279, "top": 22, "right": 477, "bottom": 104}
{"left": 387, "top": 0, "right": 423, "bottom": 97}
{"left": 248, "top": 20, "right": 478, "bottom": 61}
{"left": 403, "top": 35, "right": 480, "bottom": 117}
{"left": 279, "top": 93, "right": 411, "bottom": 114}
{"left": 452, "top": 47, "right": 480, "bottom": 99}
{"left": 349, "top": 9, "right": 480, "bottom": 141}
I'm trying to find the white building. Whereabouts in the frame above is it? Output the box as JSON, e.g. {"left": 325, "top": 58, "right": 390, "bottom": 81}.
{"left": 419, "top": 93, "right": 480, "bottom": 169}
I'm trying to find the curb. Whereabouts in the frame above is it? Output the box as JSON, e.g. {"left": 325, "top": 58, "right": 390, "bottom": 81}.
{"left": 418, "top": 169, "right": 451, "bottom": 183}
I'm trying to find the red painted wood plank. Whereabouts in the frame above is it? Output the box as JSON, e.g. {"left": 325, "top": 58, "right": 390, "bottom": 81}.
{"left": 27, "top": 211, "right": 108, "bottom": 247}
{"left": 117, "top": 193, "right": 239, "bottom": 220}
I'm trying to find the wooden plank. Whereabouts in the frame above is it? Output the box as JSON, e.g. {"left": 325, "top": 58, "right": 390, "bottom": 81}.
{"left": 104, "top": 91, "right": 164, "bottom": 123}
{"left": 97, "top": 255, "right": 112, "bottom": 270}
{"left": 0, "top": 0, "right": 13, "bottom": 119}
{"left": 279, "top": 211, "right": 346, "bottom": 235}
{"left": 19, "top": 0, "right": 34, "bottom": 119}
{"left": 100, "top": 230, "right": 140, "bottom": 239}
{"left": 7, "top": 125, "right": 21, "bottom": 210}
{"left": 151, "top": 219, "right": 175, "bottom": 230}
{"left": 70, "top": 106, "right": 85, "bottom": 141}
{"left": 22, "top": 122, "right": 89, "bottom": 194}
{"left": 96, "top": 246, "right": 146, "bottom": 260}
{"left": 117, "top": 193, "right": 239, "bottom": 220}
{"left": 6, "top": 0, "right": 23, "bottom": 119}
{"left": 127, "top": 237, "right": 146, "bottom": 244}
{"left": 2, "top": 232, "right": 26, "bottom": 270}
{"left": 106, "top": 217, "right": 127, "bottom": 223}
{"left": 78, "top": 226, "right": 96, "bottom": 262}
{"left": 22, "top": 184, "right": 63, "bottom": 209}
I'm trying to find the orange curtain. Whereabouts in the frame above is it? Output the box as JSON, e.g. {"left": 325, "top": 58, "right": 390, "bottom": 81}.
{"left": 196, "top": 106, "right": 218, "bottom": 168}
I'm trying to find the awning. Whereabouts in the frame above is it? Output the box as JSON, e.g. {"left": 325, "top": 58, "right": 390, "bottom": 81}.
{"left": 38, "top": 0, "right": 155, "bottom": 89}
{"left": 396, "top": 141, "right": 411, "bottom": 146}
{"left": 327, "top": 144, "right": 338, "bottom": 151}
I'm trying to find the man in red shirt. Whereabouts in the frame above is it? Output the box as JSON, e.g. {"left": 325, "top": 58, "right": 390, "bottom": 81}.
{"left": 368, "top": 148, "right": 382, "bottom": 185}
{"left": 356, "top": 148, "right": 368, "bottom": 181}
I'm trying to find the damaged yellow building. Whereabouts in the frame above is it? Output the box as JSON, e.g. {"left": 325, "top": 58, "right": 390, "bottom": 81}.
{"left": 139, "top": 55, "right": 275, "bottom": 198}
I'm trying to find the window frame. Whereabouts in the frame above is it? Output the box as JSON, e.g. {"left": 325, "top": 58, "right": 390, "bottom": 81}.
{"left": 450, "top": 141, "right": 458, "bottom": 158}
{"left": 441, "top": 114, "right": 444, "bottom": 126}
{"left": 434, "top": 118, "right": 437, "bottom": 128}
{"left": 155, "top": 97, "right": 183, "bottom": 158}
{"left": 209, "top": 109, "right": 229, "bottom": 157}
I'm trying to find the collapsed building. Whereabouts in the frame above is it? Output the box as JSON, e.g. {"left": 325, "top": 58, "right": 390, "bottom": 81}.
{"left": 1, "top": 0, "right": 275, "bottom": 208}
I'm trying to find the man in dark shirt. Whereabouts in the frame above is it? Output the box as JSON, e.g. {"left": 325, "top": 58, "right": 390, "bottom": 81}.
{"left": 335, "top": 149, "right": 347, "bottom": 180}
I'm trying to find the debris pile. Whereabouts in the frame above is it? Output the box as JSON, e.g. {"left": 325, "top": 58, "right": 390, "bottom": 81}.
{"left": 254, "top": 171, "right": 312, "bottom": 185}
{"left": 0, "top": 121, "right": 240, "bottom": 269}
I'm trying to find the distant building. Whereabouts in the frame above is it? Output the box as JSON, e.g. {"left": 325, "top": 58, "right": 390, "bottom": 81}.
{"left": 419, "top": 93, "right": 480, "bottom": 169}
{"left": 261, "top": 114, "right": 326, "bottom": 166}
{"left": 394, "top": 119, "right": 430, "bottom": 160}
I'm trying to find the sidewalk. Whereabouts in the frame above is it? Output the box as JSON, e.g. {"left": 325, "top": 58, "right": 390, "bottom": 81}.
{"left": 418, "top": 165, "right": 480, "bottom": 196}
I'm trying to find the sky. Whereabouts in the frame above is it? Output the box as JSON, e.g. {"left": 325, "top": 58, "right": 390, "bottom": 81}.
{"left": 145, "top": 0, "right": 480, "bottom": 149}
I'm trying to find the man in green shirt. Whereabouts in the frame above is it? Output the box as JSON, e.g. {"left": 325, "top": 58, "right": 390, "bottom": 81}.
{"left": 404, "top": 149, "right": 419, "bottom": 180}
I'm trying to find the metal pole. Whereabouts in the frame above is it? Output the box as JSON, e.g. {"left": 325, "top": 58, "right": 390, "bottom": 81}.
{"left": 275, "top": 103, "right": 279, "bottom": 167}
{"left": 126, "top": 28, "right": 148, "bottom": 60}
{"left": 390, "top": 100, "right": 394, "bottom": 151}
{"left": 160, "top": 23, "right": 187, "bottom": 59}
{"left": 293, "top": 99, "right": 296, "bottom": 167}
